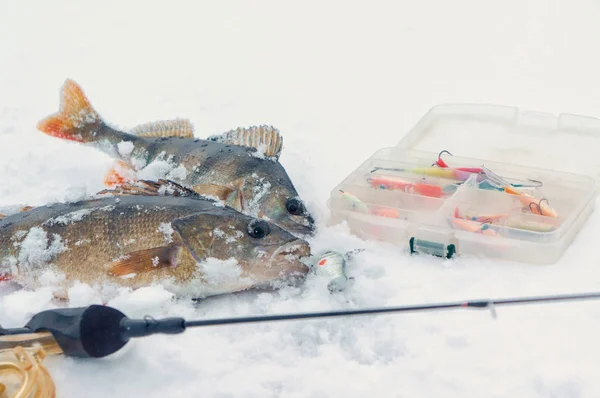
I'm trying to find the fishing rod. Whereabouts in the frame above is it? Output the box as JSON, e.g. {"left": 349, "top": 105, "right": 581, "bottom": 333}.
{"left": 1, "top": 291, "right": 600, "bottom": 359}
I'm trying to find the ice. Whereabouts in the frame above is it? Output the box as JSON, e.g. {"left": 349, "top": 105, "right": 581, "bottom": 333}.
{"left": 136, "top": 160, "right": 174, "bottom": 181}
{"left": 2, "top": 1, "right": 600, "bottom": 397}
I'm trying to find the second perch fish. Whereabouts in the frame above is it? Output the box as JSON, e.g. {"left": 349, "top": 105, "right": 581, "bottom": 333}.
{"left": 36, "top": 79, "right": 315, "bottom": 236}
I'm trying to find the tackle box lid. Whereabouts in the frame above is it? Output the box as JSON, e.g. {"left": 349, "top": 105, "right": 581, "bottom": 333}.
{"left": 394, "top": 104, "right": 600, "bottom": 190}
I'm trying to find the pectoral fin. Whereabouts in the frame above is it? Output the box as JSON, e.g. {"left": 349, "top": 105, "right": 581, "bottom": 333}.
{"left": 107, "top": 245, "right": 180, "bottom": 278}
{"left": 191, "top": 184, "right": 235, "bottom": 201}
{"left": 104, "top": 160, "right": 138, "bottom": 188}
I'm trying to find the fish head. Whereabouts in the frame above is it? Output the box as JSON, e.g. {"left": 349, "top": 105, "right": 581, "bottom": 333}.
{"left": 238, "top": 169, "right": 316, "bottom": 237}
{"left": 172, "top": 210, "right": 311, "bottom": 287}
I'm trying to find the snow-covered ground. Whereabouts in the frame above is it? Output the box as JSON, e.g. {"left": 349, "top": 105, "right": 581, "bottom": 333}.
{"left": 2, "top": 1, "right": 600, "bottom": 396}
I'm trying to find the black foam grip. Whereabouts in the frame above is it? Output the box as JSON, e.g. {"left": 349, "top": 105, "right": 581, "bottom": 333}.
{"left": 25, "top": 305, "right": 129, "bottom": 358}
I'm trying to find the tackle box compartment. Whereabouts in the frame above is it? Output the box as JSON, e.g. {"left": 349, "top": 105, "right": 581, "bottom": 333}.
{"left": 326, "top": 104, "right": 600, "bottom": 265}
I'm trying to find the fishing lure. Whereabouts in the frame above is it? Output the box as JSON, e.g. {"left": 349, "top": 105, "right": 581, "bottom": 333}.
{"left": 339, "top": 190, "right": 369, "bottom": 213}
{"left": 367, "top": 175, "right": 445, "bottom": 198}
{"left": 433, "top": 150, "right": 484, "bottom": 173}
{"left": 503, "top": 186, "right": 558, "bottom": 218}
{"left": 453, "top": 208, "right": 556, "bottom": 233}
{"left": 434, "top": 150, "right": 543, "bottom": 190}
{"left": 454, "top": 208, "right": 507, "bottom": 224}
{"left": 338, "top": 190, "right": 400, "bottom": 219}
{"left": 313, "top": 250, "right": 358, "bottom": 293}
{"left": 371, "top": 165, "right": 478, "bottom": 182}
{"left": 505, "top": 219, "right": 556, "bottom": 233}
{"left": 448, "top": 218, "right": 499, "bottom": 236}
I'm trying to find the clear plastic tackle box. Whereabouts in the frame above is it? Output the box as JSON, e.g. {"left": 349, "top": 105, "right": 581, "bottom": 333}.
{"left": 326, "top": 104, "right": 600, "bottom": 265}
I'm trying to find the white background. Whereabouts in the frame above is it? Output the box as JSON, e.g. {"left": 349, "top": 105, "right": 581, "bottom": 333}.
{"left": 1, "top": 1, "right": 600, "bottom": 397}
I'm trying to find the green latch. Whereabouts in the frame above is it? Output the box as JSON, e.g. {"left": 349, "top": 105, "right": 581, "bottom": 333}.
{"left": 409, "top": 237, "right": 456, "bottom": 259}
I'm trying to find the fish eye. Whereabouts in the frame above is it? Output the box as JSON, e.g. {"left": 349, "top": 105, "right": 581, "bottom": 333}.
{"left": 286, "top": 197, "right": 304, "bottom": 216}
{"left": 247, "top": 219, "right": 271, "bottom": 239}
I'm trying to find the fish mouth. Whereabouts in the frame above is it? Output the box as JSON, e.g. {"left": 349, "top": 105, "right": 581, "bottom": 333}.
{"left": 285, "top": 215, "right": 316, "bottom": 237}
{"left": 268, "top": 239, "right": 311, "bottom": 277}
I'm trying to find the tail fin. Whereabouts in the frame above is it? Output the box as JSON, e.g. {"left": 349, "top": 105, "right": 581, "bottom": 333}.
{"left": 37, "top": 79, "right": 101, "bottom": 143}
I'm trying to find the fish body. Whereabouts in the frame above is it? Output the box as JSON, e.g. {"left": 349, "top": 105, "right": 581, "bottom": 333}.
{"left": 0, "top": 189, "right": 310, "bottom": 299}
{"left": 36, "top": 79, "right": 315, "bottom": 236}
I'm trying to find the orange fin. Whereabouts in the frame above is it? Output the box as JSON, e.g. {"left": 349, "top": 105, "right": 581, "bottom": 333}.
{"left": 107, "top": 246, "right": 180, "bottom": 278}
{"left": 98, "top": 179, "right": 202, "bottom": 199}
{"left": 103, "top": 160, "right": 138, "bottom": 188}
{"left": 37, "top": 79, "right": 101, "bottom": 143}
{"left": 130, "top": 119, "right": 194, "bottom": 139}
{"left": 207, "top": 125, "right": 283, "bottom": 159}
{"left": 191, "top": 184, "right": 235, "bottom": 201}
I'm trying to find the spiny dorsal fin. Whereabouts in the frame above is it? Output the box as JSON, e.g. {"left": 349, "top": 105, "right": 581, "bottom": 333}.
{"left": 207, "top": 125, "right": 283, "bottom": 160}
{"left": 191, "top": 184, "right": 235, "bottom": 202}
{"left": 130, "top": 119, "right": 195, "bottom": 139}
{"left": 107, "top": 245, "right": 180, "bottom": 278}
{"left": 97, "top": 179, "right": 202, "bottom": 199}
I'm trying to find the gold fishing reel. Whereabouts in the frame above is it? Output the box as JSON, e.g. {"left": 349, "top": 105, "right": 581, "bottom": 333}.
{"left": 0, "top": 333, "right": 62, "bottom": 398}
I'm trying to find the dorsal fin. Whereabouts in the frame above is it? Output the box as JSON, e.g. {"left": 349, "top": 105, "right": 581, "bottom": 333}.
{"left": 97, "top": 179, "right": 202, "bottom": 199}
{"left": 207, "top": 125, "right": 283, "bottom": 160}
{"left": 130, "top": 119, "right": 194, "bottom": 138}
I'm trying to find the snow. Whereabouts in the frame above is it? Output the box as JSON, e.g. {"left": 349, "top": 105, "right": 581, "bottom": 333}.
{"left": 117, "top": 141, "right": 134, "bottom": 157}
{"left": 16, "top": 227, "right": 67, "bottom": 271}
{"left": 2, "top": 1, "right": 600, "bottom": 397}
{"left": 197, "top": 257, "right": 246, "bottom": 286}
{"left": 44, "top": 208, "right": 93, "bottom": 226}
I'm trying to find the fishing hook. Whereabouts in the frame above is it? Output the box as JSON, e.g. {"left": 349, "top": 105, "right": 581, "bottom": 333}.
{"left": 434, "top": 150, "right": 453, "bottom": 167}
{"left": 525, "top": 179, "right": 544, "bottom": 188}
{"left": 370, "top": 167, "right": 404, "bottom": 173}
{"left": 528, "top": 198, "right": 549, "bottom": 215}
